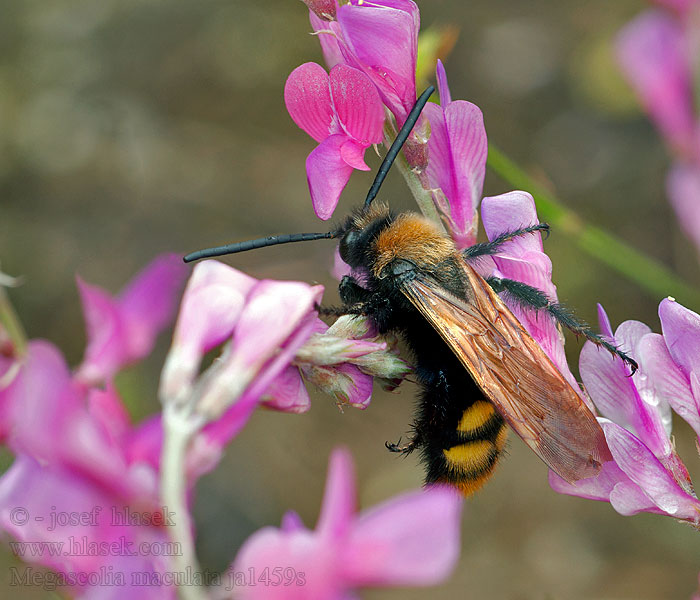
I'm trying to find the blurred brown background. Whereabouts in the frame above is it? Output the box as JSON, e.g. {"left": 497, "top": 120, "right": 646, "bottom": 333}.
{"left": 1, "top": 0, "right": 699, "bottom": 598}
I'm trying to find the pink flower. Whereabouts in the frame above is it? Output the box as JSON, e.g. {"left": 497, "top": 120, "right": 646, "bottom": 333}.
{"left": 285, "top": 62, "right": 384, "bottom": 220}
{"left": 423, "top": 60, "right": 488, "bottom": 249}
{"left": 231, "top": 448, "right": 462, "bottom": 599}
{"left": 550, "top": 305, "right": 700, "bottom": 526}
{"left": 0, "top": 341, "right": 177, "bottom": 598}
{"left": 160, "top": 260, "right": 324, "bottom": 445}
{"left": 75, "top": 253, "right": 187, "bottom": 385}
{"left": 616, "top": 10, "right": 696, "bottom": 159}
{"left": 309, "top": 0, "right": 419, "bottom": 124}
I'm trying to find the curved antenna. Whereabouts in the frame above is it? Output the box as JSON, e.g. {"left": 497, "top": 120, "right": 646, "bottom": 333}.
{"left": 183, "top": 231, "right": 337, "bottom": 263}
{"left": 363, "top": 85, "right": 435, "bottom": 211}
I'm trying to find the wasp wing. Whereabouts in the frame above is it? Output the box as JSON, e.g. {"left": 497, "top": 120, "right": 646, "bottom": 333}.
{"left": 400, "top": 262, "right": 611, "bottom": 483}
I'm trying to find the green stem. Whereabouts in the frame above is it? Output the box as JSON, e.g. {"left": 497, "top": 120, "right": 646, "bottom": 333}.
{"left": 0, "top": 285, "right": 27, "bottom": 357}
{"left": 487, "top": 145, "right": 700, "bottom": 308}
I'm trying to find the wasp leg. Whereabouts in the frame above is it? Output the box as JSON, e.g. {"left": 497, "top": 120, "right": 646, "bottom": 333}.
{"left": 386, "top": 436, "right": 419, "bottom": 455}
{"left": 486, "top": 276, "right": 638, "bottom": 373}
{"left": 462, "top": 223, "right": 550, "bottom": 259}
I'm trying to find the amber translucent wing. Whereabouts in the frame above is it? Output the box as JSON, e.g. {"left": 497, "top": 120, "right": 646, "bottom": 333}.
{"left": 400, "top": 262, "right": 611, "bottom": 483}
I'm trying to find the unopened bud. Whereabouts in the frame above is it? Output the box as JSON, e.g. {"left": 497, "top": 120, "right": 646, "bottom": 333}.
{"left": 301, "top": 0, "right": 337, "bottom": 20}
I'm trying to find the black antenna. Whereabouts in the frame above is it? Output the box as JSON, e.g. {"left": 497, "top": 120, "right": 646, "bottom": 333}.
{"left": 183, "top": 231, "right": 337, "bottom": 263}
{"left": 364, "top": 85, "right": 435, "bottom": 210}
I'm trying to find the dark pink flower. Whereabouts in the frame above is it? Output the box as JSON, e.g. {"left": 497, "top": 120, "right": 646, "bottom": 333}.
{"left": 550, "top": 305, "right": 700, "bottom": 526}
{"left": 616, "top": 10, "right": 696, "bottom": 159}
{"left": 75, "top": 253, "right": 187, "bottom": 385}
{"left": 423, "top": 60, "right": 488, "bottom": 249}
{"left": 285, "top": 62, "right": 384, "bottom": 220}
{"left": 231, "top": 448, "right": 462, "bottom": 599}
{"left": 0, "top": 341, "right": 177, "bottom": 598}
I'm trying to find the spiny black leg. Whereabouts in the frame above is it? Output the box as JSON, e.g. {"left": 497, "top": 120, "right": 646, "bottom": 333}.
{"left": 462, "top": 223, "right": 550, "bottom": 259}
{"left": 487, "top": 276, "right": 638, "bottom": 373}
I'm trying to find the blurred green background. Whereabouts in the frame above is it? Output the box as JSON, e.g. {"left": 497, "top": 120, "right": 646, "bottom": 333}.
{"left": 1, "top": 0, "right": 699, "bottom": 598}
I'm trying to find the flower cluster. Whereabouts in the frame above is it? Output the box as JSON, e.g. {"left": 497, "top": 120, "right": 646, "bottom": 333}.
{"left": 551, "top": 300, "right": 700, "bottom": 527}
{"left": 616, "top": 1, "right": 700, "bottom": 253}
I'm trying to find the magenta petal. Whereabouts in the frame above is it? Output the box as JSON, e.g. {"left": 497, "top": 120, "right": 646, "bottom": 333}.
{"left": 667, "top": 163, "right": 700, "bottom": 251}
{"left": 340, "top": 138, "right": 370, "bottom": 171}
{"left": 310, "top": 9, "right": 344, "bottom": 68}
{"left": 76, "top": 277, "right": 125, "bottom": 383}
{"left": 436, "top": 59, "right": 451, "bottom": 105}
{"left": 117, "top": 253, "right": 187, "bottom": 357}
{"left": 601, "top": 420, "right": 700, "bottom": 521}
{"left": 616, "top": 11, "right": 695, "bottom": 155}
{"left": 337, "top": 363, "right": 374, "bottom": 408}
{"left": 317, "top": 448, "right": 357, "bottom": 540}
{"left": 306, "top": 134, "right": 355, "bottom": 219}
{"left": 330, "top": 64, "right": 384, "bottom": 145}
{"left": 337, "top": 0, "right": 418, "bottom": 119}
{"left": 77, "top": 254, "right": 186, "bottom": 383}
{"left": 285, "top": 62, "right": 334, "bottom": 143}
{"left": 261, "top": 366, "right": 311, "bottom": 414}
{"left": 344, "top": 486, "right": 461, "bottom": 586}
{"left": 87, "top": 381, "right": 131, "bottom": 444}
{"left": 425, "top": 98, "right": 486, "bottom": 248}
{"left": 659, "top": 296, "right": 700, "bottom": 376}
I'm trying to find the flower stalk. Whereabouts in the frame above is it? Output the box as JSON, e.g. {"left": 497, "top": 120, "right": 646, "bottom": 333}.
{"left": 161, "top": 404, "right": 208, "bottom": 600}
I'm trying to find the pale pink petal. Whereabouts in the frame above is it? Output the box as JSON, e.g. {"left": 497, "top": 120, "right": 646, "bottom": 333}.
{"left": 579, "top": 333, "right": 670, "bottom": 459}
{"left": 285, "top": 63, "right": 335, "bottom": 143}
{"left": 336, "top": 363, "right": 373, "bottom": 408}
{"left": 340, "top": 138, "right": 371, "bottom": 170}
{"left": 481, "top": 191, "right": 544, "bottom": 256}
{"left": 317, "top": 448, "right": 357, "bottom": 540}
{"left": 337, "top": 0, "right": 418, "bottom": 119}
{"left": 548, "top": 460, "right": 631, "bottom": 502}
{"left": 344, "top": 486, "right": 461, "bottom": 586}
{"left": 616, "top": 11, "right": 695, "bottom": 156}
{"left": 261, "top": 366, "right": 311, "bottom": 414}
{"left": 637, "top": 332, "right": 699, "bottom": 436}
{"left": 600, "top": 420, "right": 700, "bottom": 522}
{"left": 306, "top": 134, "right": 355, "bottom": 220}
{"left": 667, "top": 163, "right": 700, "bottom": 252}
{"left": 196, "top": 283, "right": 322, "bottom": 428}
{"left": 659, "top": 296, "right": 700, "bottom": 375}
{"left": 330, "top": 64, "right": 384, "bottom": 145}
{"left": 436, "top": 59, "right": 451, "bottom": 105}
{"left": 159, "top": 261, "right": 257, "bottom": 404}
{"left": 310, "top": 9, "right": 344, "bottom": 68}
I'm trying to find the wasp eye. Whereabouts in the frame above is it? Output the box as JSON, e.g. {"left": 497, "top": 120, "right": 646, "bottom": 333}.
{"left": 339, "top": 230, "right": 360, "bottom": 266}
